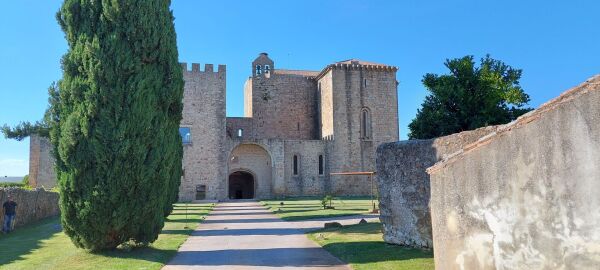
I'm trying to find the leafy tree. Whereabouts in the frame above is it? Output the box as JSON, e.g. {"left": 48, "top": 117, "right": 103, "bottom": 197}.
{"left": 408, "top": 55, "right": 532, "bottom": 139}
{"left": 1, "top": 86, "right": 54, "bottom": 141}
{"left": 1, "top": 121, "right": 49, "bottom": 141}
{"left": 50, "top": 0, "right": 184, "bottom": 251}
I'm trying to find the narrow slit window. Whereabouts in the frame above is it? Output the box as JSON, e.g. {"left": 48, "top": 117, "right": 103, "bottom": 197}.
{"left": 237, "top": 128, "right": 243, "bottom": 137}
{"left": 293, "top": 155, "right": 299, "bottom": 175}
{"left": 360, "top": 108, "right": 372, "bottom": 140}
{"left": 318, "top": 155, "right": 324, "bottom": 175}
{"left": 363, "top": 78, "right": 367, "bottom": 88}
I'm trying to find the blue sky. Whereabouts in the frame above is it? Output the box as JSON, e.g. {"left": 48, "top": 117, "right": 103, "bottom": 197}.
{"left": 1, "top": 0, "right": 599, "bottom": 177}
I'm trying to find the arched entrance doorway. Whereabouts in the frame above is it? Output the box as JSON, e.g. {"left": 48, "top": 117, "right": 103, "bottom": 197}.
{"left": 228, "top": 171, "right": 255, "bottom": 199}
{"left": 228, "top": 143, "right": 272, "bottom": 199}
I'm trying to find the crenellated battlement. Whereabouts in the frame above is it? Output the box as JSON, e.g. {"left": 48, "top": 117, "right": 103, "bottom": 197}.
{"left": 180, "top": 62, "right": 226, "bottom": 74}
{"left": 314, "top": 61, "right": 398, "bottom": 80}
{"left": 331, "top": 63, "right": 398, "bottom": 71}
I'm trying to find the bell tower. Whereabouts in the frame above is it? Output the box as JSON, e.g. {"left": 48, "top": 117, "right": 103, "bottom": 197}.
{"left": 252, "top": 52, "right": 274, "bottom": 77}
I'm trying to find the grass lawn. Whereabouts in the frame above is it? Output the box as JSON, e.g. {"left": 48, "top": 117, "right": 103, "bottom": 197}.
{"left": 261, "top": 196, "right": 376, "bottom": 221}
{"left": 0, "top": 203, "right": 213, "bottom": 270}
{"left": 308, "top": 222, "right": 434, "bottom": 270}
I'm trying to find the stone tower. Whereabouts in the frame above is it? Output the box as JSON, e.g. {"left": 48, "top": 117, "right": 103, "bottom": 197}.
{"left": 251, "top": 52, "right": 274, "bottom": 77}
{"left": 317, "top": 60, "right": 399, "bottom": 194}
{"left": 179, "top": 62, "right": 227, "bottom": 201}
{"left": 244, "top": 53, "right": 318, "bottom": 140}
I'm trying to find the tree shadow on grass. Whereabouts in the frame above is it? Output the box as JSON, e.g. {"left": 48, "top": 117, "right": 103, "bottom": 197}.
{"left": 321, "top": 241, "right": 433, "bottom": 265}
{"left": 172, "top": 206, "right": 213, "bottom": 211}
{"left": 0, "top": 216, "right": 62, "bottom": 265}
{"left": 159, "top": 229, "right": 193, "bottom": 235}
{"left": 315, "top": 221, "right": 383, "bottom": 235}
{"left": 168, "top": 212, "right": 212, "bottom": 216}
{"left": 278, "top": 207, "right": 370, "bottom": 213}
{"left": 172, "top": 208, "right": 212, "bottom": 212}
{"left": 165, "top": 217, "right": 205, "bottom": 223}
{"left": 206, "top": 211, "right": 269, "bottom": 216}
{"left": 282, "top": 213, "right": 375, "bottom": 221}
{"left": 96, "top": 245, "right": 176, "bottom": 265}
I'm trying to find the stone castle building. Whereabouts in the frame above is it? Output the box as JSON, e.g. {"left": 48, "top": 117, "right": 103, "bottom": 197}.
{"left": 29, "top": 53, "right": 399, "bottom": 201}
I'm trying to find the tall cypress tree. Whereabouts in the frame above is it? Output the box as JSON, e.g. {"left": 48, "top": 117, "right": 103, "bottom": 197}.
{"left": 50, "top": 0, "right": 183, "bottom": 250}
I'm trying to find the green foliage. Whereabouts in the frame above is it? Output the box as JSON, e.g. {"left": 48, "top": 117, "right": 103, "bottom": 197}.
{"left": 309, "top": 223, "right": 434, "bottom": 270}
{"left": 321, "top": 195, "right": 333, "bottom": 209}
{"left": 1, "top": 121, "right": 49, "bottom": 141}
{"left": 50, "top": 0, "right": 184, "bottom": 251}
{"left": 0, "top": 182, "right": 26, "bottom": 188}
{"left": 263, "top": 196, "right": 374, "bottom": 221}
{"left": 408, "top": 55, "right": 533, "bottom": 139}
{"left": 22, "top": 175, "right": 30, "bottom": 186}
{"left": 1, "top": 84, "right": 56, "bottom": 141}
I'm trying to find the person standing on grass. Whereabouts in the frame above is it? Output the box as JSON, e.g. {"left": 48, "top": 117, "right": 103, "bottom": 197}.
{"left": 3, "top": 195, "right": 17, "bottom": 233}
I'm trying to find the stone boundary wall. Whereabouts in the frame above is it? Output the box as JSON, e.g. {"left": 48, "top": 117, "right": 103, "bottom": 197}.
{"left": 427, "top": 75, "right": 600, "bottom": 269}
{"left": 376, "top": 126, "right": 499, "bottom": 248}
{"left": 0, "top": 188, "right": 60, "bottom": 229}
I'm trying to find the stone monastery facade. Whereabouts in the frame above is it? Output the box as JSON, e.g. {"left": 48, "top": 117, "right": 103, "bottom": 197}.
{"left": 29, "top": 53, "right": 399, "bottom": 201}
{"left": 178, "top": 53, "right": 398, "bottom": 201}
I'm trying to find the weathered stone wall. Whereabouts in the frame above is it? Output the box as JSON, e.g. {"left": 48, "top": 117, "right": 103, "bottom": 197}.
{"left": 428, "top": 75, "right": 600, "bottom": 270}
{"left": 318, "top": 71, "right": 334, "bottom": 139}
{"left": 226, "top": 117, "right": 254, "bottom": 139}
{"left": 376, "top": 126, "right": 500, "bottom": 248}
{"left": 0, "top": 188, "right": 59, "bottom": 228}
{"left": 283, "top": 140, "right": 329, "bottom": 196}
{"left": 180, "top": 63, "right": 227, "bottom": 201}
{"left": 244, "top": 78, "right": 253, "bottom": 117}
{"left": 29, "top": 134, "right": 57, "bottom": 188}
{"left": 323, "top": 64, "right": 399, "bottom": 195}
{"left": 248, "top": 73, "right": 318, "bottom": 140}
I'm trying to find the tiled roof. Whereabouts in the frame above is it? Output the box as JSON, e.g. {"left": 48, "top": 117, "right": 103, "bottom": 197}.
{"left": 273, "top": 69, "right": 320, "bottom": 77}
{"left": 269, "top": 59, "right": 397, "bottom": 80}
{"left": 334, "top": 59, "right": 391, "bottom": 67}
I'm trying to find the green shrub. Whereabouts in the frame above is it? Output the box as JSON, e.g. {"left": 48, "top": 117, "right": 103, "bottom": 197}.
{"left": 21, "top": 175, "right": 29, "bottom": 186}
{"left": 0, "top": 182, "right": 25, "bottom": 188}
{"left": 321, "top": 195, "right": 334, "bottom": 209}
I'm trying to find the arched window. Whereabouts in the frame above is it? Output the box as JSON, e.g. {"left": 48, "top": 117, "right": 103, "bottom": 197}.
{"left": 293, "top": 155, "right": 299, "bottom": 175}
{"left": 360, "top": 108, "right": 372, "bottom": 140}
{"left": 318, "top": 155, "right": 324, "bottom": 175}
{"left": 264, "top": 65, "right": 270, "bottom": 74}
{"left": 237, "top": 128, "right": 243, "bottom": 137}
{"left": 256, "top": 65, "right": 262, "bottom": 75}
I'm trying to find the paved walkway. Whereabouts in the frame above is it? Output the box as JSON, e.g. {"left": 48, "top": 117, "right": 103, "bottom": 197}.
{"left": 163, "top": 201, "right": 377, "bottom": 270}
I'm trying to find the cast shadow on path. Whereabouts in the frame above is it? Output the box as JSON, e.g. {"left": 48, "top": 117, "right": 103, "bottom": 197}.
{"left": 168, "top": 247, "right": 347, "bottom": 267}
